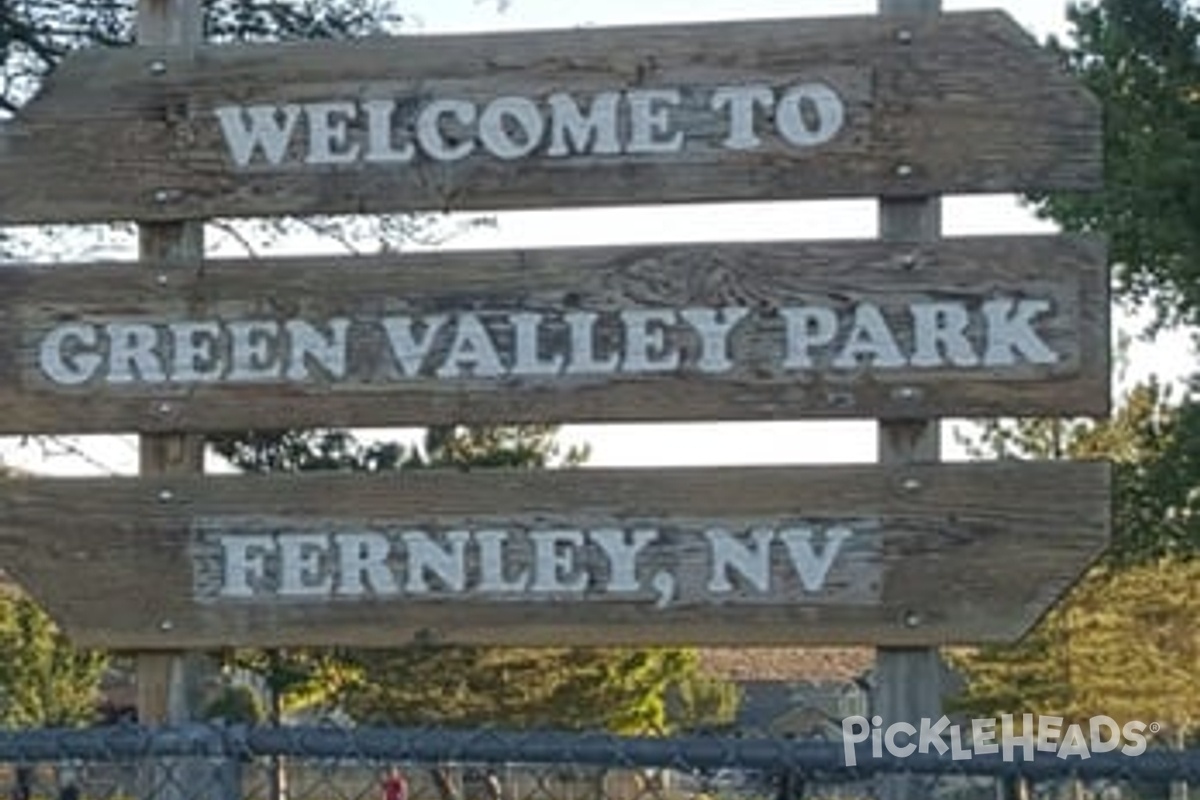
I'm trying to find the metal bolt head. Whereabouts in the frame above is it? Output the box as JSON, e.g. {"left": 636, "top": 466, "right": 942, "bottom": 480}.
{"left": 152, "top": 188, "right": 184, "bottom": 204}
{"left": 157, "top": 489, "right": 174, "bottom": 502}
{"left": 892, "top": 386, "right": 921, "bottom": 402}
{"left": 413, "top": 628, "right": 441, "bottom": 645}
{"left": 155, "top": 273, "right": 169, "bottom": 287}
{"left": 903, "top": 610, "right": 921, "bottom": 628}
{"left": 900, "top": 477, "right": 922, "bottom": 493}
{"left": 148, "top": 59, "right": 167, "bottom": 76}
{"left": 899, "top": 253, "right": 919, "bottom": 270}
{"left": 159, "top": 619, "right": 174, "bottom": 632}
{"left": 895, "top": 163, "right": 914, "bottom": 178}
{"left": 896, "top": 29, "right": 914, "bottom": 45}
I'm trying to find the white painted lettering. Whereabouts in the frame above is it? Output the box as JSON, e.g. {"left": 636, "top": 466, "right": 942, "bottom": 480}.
{"left": 363, "top": 99, "right": 416, "bottom": 163}
{"left": 436, "top": 314, "right": 504, "bottom": 378}
{"left": 621, "top": 309, "right": 680, "bottom": 372}
{"left": 510, "top": 312, "right": 563, "bottom": 375}
{"left": 382, "top": 315, "right": 448, "bottom": 376}
{"left": 779, "top": 526, "right": 852, "bottom": 592}
{"left": 475, "top": 530, "right": 530, "bottom": 592}
{"left": 479, "top": 96, "right": 546, "bottom": 160}
{"left": 336, "top": 532, "right": 397, "bottom": 596}
{"left": 305, "top": 101, "right": 360, "bottom": 164}
{"left": 417, "top": 99, "right": 476, "bottom": 161}
{"left": 227, "top": 320, "right": 282, "bottom": 381}
{"left": 285, "top": 318, "right": 350, "bottom": 380}
{"left": 831, "top": 304, "right": 906, "bottom": 369}
{"left": 39, "top": 324, "right": 101, "bottom": 385}
{"left": 218, "top": 535, "right": 275, "bottom": 598}
{"left": 216, "top": 82, "right": 852, "bottom": 169}
{"left": 706, "top": 528, "right": 774, "bottom": 593}
{"left": 107, "top": 323, "right": 165, "bottom": 384}
{"left": 39, "top": 294, "right": 1059, "bottom": 394}
{"left": 782, "top": 306, "right": 839, "bottom": 369}
{"left": 626, "top": 89, "right": 684, "bottom": 154}
{"left": 983, "top": 299, "right": 1059, "bottom": 366}
{"left": 564, "top": 312, "right": 619, "bottom": 375}
{"left": 402, "top": 530, "right": 470, "bottom": 593}
{"left": 529, "top": 530, "right": 588, "bottom": 593}
{"left": 547, "top": 92, "right": 621, "bottom": 156}
{"left": 910, "top": 302, "right": 979, "bottom": 368}
{"left": 169, "top": 321, "right": 224, "bottom": 383}
{"left": 711, "top": 85, "right": 774, "bottom": 150}
{"left": 680, "top": 307, "right": 748, "bottom": 373}
{"left": 776, "top": 83, "right": 844, "bottom": 146}
{"left": 589, "top": 529, "right": 657, "bottom": 592}
{"left": 215, "top": 104, "right": 301, "bottom": 166}
{"left": 279, "top": 533, "right": 333, "bottom": 596}
{"left": 207, "top": 523, "right": 869, "bottom": 605}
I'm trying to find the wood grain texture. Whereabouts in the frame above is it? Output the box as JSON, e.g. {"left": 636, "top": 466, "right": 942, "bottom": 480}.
{"left": 0, "top": 11, "right": 1100, "bottom": 224}
{"left": 0, "top": 235, "right": 1110, "bottom": 434}
{"left": 876, "top": 3, "right": 946, "bottom": 790}
{"left": 0, "top": 462, "right": 1110, "bottom": 648}
{"left": 135, "top": 0, "right": 210, "bottom": 738}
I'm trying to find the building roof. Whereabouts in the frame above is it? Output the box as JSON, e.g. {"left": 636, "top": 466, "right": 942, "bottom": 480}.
{"left": 698, "top": 648, "right": 874, "bottom": 684}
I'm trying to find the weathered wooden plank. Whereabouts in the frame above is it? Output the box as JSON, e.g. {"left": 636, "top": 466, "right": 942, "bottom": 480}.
{"left": 0, "top": 11, "right": 1100, "bottom": 224}
{"left": 0, "top": 235, "right": 1110, "bottom": 433}
{"left": 0, "top": 461, "right": 1110, "bottom": 648}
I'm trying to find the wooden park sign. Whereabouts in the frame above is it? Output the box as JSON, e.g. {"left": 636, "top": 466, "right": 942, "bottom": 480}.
{"left": 0, "top": 7, "right": 1111, "bottom": 650}
{"left": 0, "top": 235, "right": 1108, "bottom": 434}
{"left": 0, "top": 11, "right": 1100, "bottom": 223}
{"left": 0, "top": 461, "right": 1109, "bottom": 648}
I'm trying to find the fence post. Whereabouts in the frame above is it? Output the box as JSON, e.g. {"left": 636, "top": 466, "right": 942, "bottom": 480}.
{"left": 874, "top": 2, "right": 945, "bottom": 800}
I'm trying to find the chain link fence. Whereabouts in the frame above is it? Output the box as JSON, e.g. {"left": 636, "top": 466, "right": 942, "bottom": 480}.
{"left": 0, "top": 724, "right": 1196, "bottom": 800}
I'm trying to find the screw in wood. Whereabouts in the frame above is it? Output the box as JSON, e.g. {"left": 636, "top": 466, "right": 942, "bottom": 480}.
{"left": 827, "top": 391, "right": 855, "bottom": 408}
{"left": 159, "top": 620, "right": 174, "bottom": 632}
{"left": 896, "top": 29, "right": 914, "bottom": 45}
{"left": 157, "top": 489, "right": 174, "bottom": 502}
{"left": 895, "top": 163, "right": 914, "bottom": 178}
{"left": 900, "top": 477, "right": 922, "bottom": 493}
{"left": 148, "top": 60, "right": 167, "bottom": 76}
{"left": 902, "top": 610, "right": 922, "bottom": 628}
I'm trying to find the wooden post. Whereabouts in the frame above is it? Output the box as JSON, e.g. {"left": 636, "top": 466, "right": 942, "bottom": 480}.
{"left": 875, "top": 2, "right": 944, "bottom": 800}
{"left": 134, "top": 3, "right": 222, "bottom": 799}
{"left": 135, "top": 0, "right": 208, "bottom": 730}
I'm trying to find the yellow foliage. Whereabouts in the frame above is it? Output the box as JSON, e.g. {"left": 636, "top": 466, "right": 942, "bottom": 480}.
{"left": 950, "top": 558, "right": 1200, "bottom": 744}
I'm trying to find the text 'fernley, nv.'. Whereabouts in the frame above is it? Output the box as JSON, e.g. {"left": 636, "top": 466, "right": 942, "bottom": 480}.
{"left": 194, "top": 523, "right": 882, "bottom": 610}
